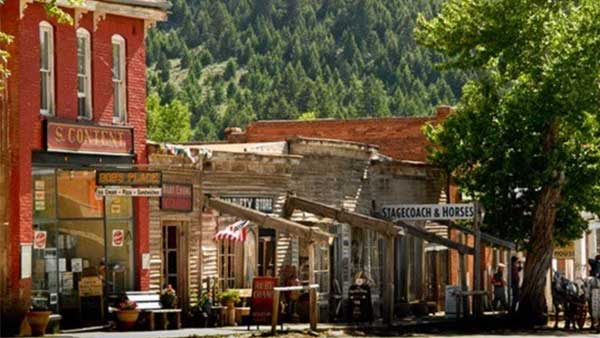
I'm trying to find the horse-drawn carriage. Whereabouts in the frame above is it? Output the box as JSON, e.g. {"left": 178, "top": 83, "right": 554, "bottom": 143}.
{"left": 552, "top": 270, "right": 600, "bottom": 331}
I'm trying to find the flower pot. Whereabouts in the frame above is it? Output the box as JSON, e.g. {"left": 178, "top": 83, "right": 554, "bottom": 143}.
{"left": 115, "top": 309, "right": 140, "bottom": 330}
{"left": 26, "top": 311, "right": 51, "bottom": 337}
{"left": 223, "top": 299, "right": 235, "bottom": 309}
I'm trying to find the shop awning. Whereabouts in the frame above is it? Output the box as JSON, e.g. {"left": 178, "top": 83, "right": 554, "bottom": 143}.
{"left": 284, "top": 196, "right": 475, "bottom": 255}
{"left": 205, "top": 196, "right": 332, "bottom": 243}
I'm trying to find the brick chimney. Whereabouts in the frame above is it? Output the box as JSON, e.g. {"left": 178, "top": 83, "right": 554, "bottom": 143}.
{"left": 436, "top": 105, "right": 454, "bottom": 120}
{"left": 224, "top": 127, "right": 247, "bottom": 143}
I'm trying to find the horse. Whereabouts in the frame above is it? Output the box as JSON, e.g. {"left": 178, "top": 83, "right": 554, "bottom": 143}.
{"left": 551, "top": 271, "right": 585, "bottom": 330}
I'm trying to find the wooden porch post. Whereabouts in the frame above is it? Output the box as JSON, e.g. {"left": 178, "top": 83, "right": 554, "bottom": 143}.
{"left": 473, "top": 202, "right": 482, "bottom": 316}
{"left": 308, "top": 241, "right": 317, "bottom": 330}
{"left": 383, "top": 235, "right": 395, "bottom": 325}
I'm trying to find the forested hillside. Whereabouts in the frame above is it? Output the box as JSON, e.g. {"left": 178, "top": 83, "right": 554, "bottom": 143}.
{"left": 146, "top": 0, "right": 467, "bottom": 141}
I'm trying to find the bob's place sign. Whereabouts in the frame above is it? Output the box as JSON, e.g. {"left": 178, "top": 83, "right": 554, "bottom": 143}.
{"left": 380, "top": 203, "right": 475, "bottom": 221}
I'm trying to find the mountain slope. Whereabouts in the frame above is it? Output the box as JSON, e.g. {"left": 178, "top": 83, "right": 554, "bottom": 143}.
{"left": 146, "top": 0, "right": 466, "bottom": 141}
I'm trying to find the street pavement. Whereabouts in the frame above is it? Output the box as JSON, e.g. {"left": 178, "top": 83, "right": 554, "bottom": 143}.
{"left": 41, "top": 325, "right": 600, "bottom": 338}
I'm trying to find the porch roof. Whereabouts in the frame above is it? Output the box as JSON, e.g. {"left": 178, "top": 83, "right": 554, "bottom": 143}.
{"left": 205, "top": 196, "right": 332, "bottom": 243}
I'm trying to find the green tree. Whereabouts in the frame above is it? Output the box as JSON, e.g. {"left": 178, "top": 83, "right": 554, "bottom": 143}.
{"left": 147, "top": 92, "right": 192, "bottom": 142}
{"left": 417, "top": 0, "right": 600, "bottom": 325}
{"left": 223, "top": 59, "right": 237, "bottom": 80}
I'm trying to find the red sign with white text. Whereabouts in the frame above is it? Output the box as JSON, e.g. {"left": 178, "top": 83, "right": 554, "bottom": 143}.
{"left": 46, "top": 121, "right": 133, "bottom": 156}
{"left": 34, "top": 231, "right": 47, "bottom": 250}
{"left": 160, "top": 184, "right": 193, "bottom": 211}
{"left": 251, "top": 277, "right": 278, "bottom": 325}
{"left": 112, "top": 229, "right": 124, "bottom": 247}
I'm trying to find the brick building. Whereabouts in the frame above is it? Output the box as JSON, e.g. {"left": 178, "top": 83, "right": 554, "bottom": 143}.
{"left": 0, "top": 1, "right": 168, "bottom": 333}
{"left": 239, "top": 106, "right": 453, "bottom": 162}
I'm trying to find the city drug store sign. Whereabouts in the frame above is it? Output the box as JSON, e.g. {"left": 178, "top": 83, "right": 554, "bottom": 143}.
{"left": 46, "top": 120, "right": 134, "bottom": 156}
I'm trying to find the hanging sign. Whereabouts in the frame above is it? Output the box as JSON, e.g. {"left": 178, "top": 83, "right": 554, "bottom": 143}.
{"left": 96, "top": 187, "right": 162, "bottom": 197}
{"left": 160, "top": 183, "right": 193, "bottom": 211}
{"left": 251, "top": 277, "right": 278, "bottom": 325}
{"left": 112, "top": 229, "right": 125, "bottom": 247}
{"left": 380, "top": 203, "right": 476, "bottom": 221}
{"left": 554, "top": 242, "right": 575, "bottom": 260}
{"left": 46, "top": 120, "right": 133, "bottom": 156}
{"left": 96, "top": 171, "right": 162, "bottom": 187}
{"left": 33, "top": 231, "right": 47, "bottom": 250}
{"left": 222, "top": 197, "right": 274, "bottom": 213}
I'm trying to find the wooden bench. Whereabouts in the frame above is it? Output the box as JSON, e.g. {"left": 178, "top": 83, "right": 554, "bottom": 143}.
{"left": 126, "top": 291, "right": 182, "bottom": 330}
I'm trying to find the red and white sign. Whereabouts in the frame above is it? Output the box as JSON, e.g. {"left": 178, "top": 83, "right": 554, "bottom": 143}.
{"left": 34, "top": 231, "right": 47, "bottom": 250}
{"left": 251, "top": 277, "right": 278, "bottom": 325}
{"left": 112, "top": 229, "right": 125, "bottom": 247}
{"left": 46, "top": 121, "right": 133, "bottom": 156}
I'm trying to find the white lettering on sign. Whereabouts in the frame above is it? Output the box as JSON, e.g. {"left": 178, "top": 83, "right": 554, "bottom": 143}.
{"left": 380, "top": 203, "right": 476, "bottom": 221}
{"left": 96, "top": 188, "right": 162, "bottom": 197}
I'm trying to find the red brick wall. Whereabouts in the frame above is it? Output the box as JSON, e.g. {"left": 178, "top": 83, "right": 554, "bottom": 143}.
{"left": 245, "top": 106, "right": 452, "bottom": 162}
{"left": 2, "top": 0, "right": 150, "bottom": 318}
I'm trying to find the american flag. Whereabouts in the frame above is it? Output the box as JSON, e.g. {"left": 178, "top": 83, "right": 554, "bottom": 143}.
{"left": 214, "top": 220, "right": 250, "bottom": 242}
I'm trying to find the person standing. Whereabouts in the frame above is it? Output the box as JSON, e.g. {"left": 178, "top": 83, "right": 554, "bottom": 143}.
{"left": 492, "top": 263, "right": 508, "bottom": 311}
{"left": 510, "top": 256, "right": 523, "bottom": 312}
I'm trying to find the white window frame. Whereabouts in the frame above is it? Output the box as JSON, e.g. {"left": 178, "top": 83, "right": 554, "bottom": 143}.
{"left": 111, "top": 35, "right": 127, "bottom": 123}
{"left": 39, "top": 21, "right": 55, "bottom": 116}
{"left": 77, "top": 28, "right": 92, "bottom": 120}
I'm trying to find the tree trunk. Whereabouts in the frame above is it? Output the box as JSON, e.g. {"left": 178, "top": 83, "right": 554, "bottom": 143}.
{"left": 517, "top": 182, "right": 562, "bottom": 326}
{"left": 517, "top": 122, "right": 564, "bottom": 326}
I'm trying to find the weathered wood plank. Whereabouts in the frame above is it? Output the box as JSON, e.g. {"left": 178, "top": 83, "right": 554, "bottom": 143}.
{"left": 206, "top": 196, "right": 331, "bottom": 242}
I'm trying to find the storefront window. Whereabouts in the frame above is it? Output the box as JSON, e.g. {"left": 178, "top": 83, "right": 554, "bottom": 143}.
{"left": 314, "top": 243, "right": 330, "bottom": 295}
{"left": 219, "top": 240, "right": 239, "bottom": 290}
{"left": 33, "top": 169, "right": 57, "bottom": 220}
{"left": 32, "top": 222, "right": 59, "bottom": 313}
{"left": 57, "top": 220, "right": 105, "bottom": 312}
{"left": 57, "top": 170, "right": 103, "bottom": 218}
{"left": 351, "top": 228, "right": 383, "bottom": 294}
{"left": 31, "top": 168, "right": 135, "bottom": 325}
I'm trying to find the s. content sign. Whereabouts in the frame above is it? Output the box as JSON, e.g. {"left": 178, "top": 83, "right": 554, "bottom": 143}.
{"left": 380, "top": 203, "right": 476, "bottom": 221}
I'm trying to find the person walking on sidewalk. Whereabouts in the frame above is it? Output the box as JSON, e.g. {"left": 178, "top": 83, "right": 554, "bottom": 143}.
{"left": 510, "top": 256, "right": 523, "bottom": 313}
{"left": 492, "top": 263, "right": 508, "bottom": 311}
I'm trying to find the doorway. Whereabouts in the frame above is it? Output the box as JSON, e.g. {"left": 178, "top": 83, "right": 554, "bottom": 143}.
{"left": 162, "top": 224, "right": 181, "bottom": 292}
{"left": 257, "top": 228, "right": 275, "bottom": 277}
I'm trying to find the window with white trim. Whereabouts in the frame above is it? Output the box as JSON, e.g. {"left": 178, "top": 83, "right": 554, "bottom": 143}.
{"left": 111, "top": 35, "right": 126, "bottom": 122}
{"left": 39, "top": 21, "right": 54, "bottom": 116}
{"left": 77, "top": 28, "right": 92, "bottom": 119}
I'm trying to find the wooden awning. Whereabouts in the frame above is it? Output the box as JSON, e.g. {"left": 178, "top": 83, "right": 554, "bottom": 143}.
{"left": 205, "top": 196, "right": 332, "bottom": 243}
{"left": 284, "top": 196, "right": 474, "bottom": 255}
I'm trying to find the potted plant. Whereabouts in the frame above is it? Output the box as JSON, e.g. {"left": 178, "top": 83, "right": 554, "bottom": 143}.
{"left": 218, "top": 289, "right": 240, "bottom": 326}
{"left": 115, "top": 299, "right": 140, "bottom": 330}
{"left": 218, "top": 289, "right": 241, "bottom": 309}
{"left": 26, "top": 304, "right": 52, "bottom": 337}
{"left": 160, "top": 284, "right": 178, "bottom": 309}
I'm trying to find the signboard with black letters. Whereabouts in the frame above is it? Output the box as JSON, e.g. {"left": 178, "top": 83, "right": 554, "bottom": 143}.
{"left": 380, "top": 203, "right": 476, "bottom": 221}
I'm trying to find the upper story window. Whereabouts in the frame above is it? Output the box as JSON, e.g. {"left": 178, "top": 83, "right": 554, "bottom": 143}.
{"left": 77, "top": 28, "right": 92, "bottom": 119}
{"left": 111, "top": 35, "right": 126, "bottom": 123}
{"left": 39, "top": 21, "right": 54, "bottom": 116}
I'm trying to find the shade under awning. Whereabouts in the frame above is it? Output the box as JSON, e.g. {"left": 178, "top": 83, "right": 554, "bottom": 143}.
{"left": 205, "top": 196, "right": 332, "bottom": 243}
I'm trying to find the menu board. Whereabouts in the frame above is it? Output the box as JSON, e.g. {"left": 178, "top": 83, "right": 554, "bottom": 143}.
{"left": 79, "top": 276, "right": 103, "bottom": 297}
{"left": 251, "top": 277, "right": 278, "bottom": 325}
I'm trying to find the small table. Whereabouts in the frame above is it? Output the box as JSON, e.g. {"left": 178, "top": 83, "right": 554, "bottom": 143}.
{"left": 235, "top": 307, "right": 251, "bottom": 324}
{"left": 454, "top": 290, "right": 488, "bottom": 318}
{"left": 271, "top": 284, "right": 319, "bottom": 334}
